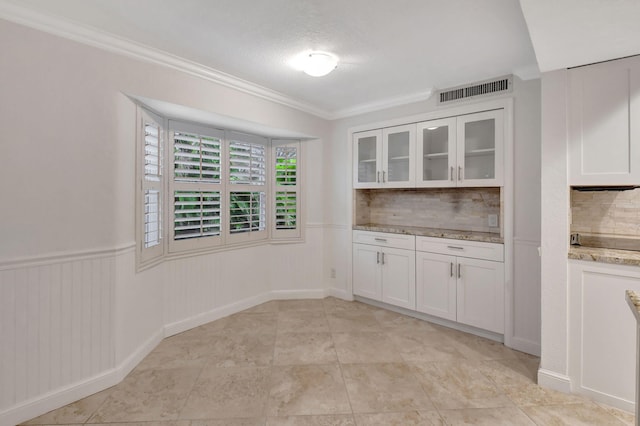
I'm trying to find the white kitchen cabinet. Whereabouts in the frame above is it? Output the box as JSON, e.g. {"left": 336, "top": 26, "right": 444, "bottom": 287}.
{"left": 456, "top": 257, "right": 505, "bottom": 334}
{"left": 415, "top": 236, "right": 505, "bottom": 334}
{"left": 569, "top": 55, "right": 640, "bottom": 185}
{"left": 457, "top": 110, "right": 504, "bottom": 187}
{"left": 416, "top": 110, "right": 504, "bottom": 188}
{"left": 569, "top": 260, "right": 640, "bottom": 412}
{"left": 416, "top": 118, "right": 457, "bottom": 187}
{"left": 416, "top": 251, "right": 457, "bottom": 321}
{"left": 354, "top": 129, "right": 382, "bottom": 188}
{"left": 352, "top": 231, "right": 416, "bottom": 309}
{"left": 353, "top": 124, "right": 416, "bottom": 188}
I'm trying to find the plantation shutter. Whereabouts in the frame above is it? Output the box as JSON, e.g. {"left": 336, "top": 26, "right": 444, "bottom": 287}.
{"left": 169, "top": 121, "right": 224, "bottom": 252}
{"left": 227, "top": 132, "right": 269, "bottom": 243}
{"left": 272, "top": 140, "right": 301, "bottom": 239}
{"left": 139, "top": 108, "right": 164, "bottom": 263}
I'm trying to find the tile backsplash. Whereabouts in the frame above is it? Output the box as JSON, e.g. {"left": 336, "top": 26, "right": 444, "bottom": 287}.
{"left": 355, "top": 187, "right": 501, "bottom": 234}
{"left": 571, "top": 188, "right": 640, "bottom": 237}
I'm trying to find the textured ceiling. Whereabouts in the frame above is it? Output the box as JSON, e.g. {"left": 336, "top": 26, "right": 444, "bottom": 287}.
{"left": 4, "top": 0, "right": 539, "bottom": 117}
{"left": 5, "top": 0, "right": 640, "bottom": 118}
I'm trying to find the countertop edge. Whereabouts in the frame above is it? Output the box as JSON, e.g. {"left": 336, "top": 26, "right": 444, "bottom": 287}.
{"left": 626, "top": 290, "right": 640, "bottom": 322}
{"left": 568, "top": 247, "right": 640, "bottom": 266}
{"left": 353, "top": 225, "right": 504, "bottom": 244}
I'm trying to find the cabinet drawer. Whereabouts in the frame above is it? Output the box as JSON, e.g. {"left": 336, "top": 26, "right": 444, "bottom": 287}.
{"left": 416, "top": 236, "right": 503, "bottom": 262}
{"left": 353, "top": 230, "right": 415, "bottom": 250}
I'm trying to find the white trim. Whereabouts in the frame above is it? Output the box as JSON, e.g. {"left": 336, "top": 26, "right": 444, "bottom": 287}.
{"left": 271, "top": 289, "right": 328, "bottom": 300}
{"left": 578, "top": 387, "right": 635, "bottom": 413}
{"left": 1, "top": 288, "right": 332, "bottom": 425}
{"left": 332, "top": 90, "right": 433, "bottom": 120}
{"left": 164, "top": 292, "right": 271, "bottom": 337}
{"left": 509, "top": 337, "right": 541, "bottom": 357}
{"left": 354, "top": 296, "right": 504, "bottom": 343}
{"left": 538, "top": 368, "right": 572, "bottom": 393}
{"left": 0, "top": 2, "right": 437, "bottom": 121}
{"left": 323, "top": 224, "right": 349, "bottom": 230}
{"left": 347, "top": 98, "right": 513, "bottom": 135}
{"left": 0, "top": 1, "right": 333, "bottom": 120}
{"left": 0, "top": 242, "right": 135, "bottom": 271}
{"left": 0, "top": 328, "right": 163, "bottom": 426}
{"left": 326, "top": 287, "right": 354, "bottom": 301}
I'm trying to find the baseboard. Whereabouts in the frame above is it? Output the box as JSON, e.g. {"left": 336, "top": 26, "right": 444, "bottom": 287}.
{"left": 0, "top": 368, "right": 117, "bottom": 426}
{"left": 116, "top": 328, "right": 164, "bottom": 380}
{"left": 507, "top": 336, "right": 541, "bottom": 357}
{"left": 1, "top": 288, "right": 332, "bottom": 425}
{"left": 164, "top": 292, "right": 271, "bottom": 337}
{"left": 354, "top": 295, "right": 504, "bottom": 343}
{"left": 579, "top": 387, "right": 635, "bottom": 413}
{"left": 270, "top": 289, "right": 327, "bottom": 300}
{"left": 0, "top": 327, "right": 164, "bottom": 426}
{"left": 538, "top": 368, "right": 572, "bottom": 393}
{"left": 163, "top": 289, "right": 329, "bottom": 337}
{"left": 326, "top": 287, "right": 353, "bottom": 301}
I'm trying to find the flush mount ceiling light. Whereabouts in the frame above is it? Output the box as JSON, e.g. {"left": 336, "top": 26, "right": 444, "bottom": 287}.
{"left": 291, "top": 51, "right": 339, "bottom": 77}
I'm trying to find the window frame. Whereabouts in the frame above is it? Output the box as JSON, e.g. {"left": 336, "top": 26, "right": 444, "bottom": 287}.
{"left": 168, "top": 120, "right": 225, "bottom": 253}
{"left": 136, "top": 108, "right": 165, "bottom": 267}
{"left": 271, "top": 139, "right": 302, "bottom": 240}
{"left": 136, "top": 108, "right": 304, "bottom": 269}
{"left": 226, "top": 131, "right": 270, "bottom": 245}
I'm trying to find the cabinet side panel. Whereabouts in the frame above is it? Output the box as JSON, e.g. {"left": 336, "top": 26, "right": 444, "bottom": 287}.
{"left": 579, "top": 268, "right": 639, "bottom": 404}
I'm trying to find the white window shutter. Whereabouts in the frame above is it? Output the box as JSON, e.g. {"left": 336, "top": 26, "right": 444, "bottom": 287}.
{"left": 169, "top": 121, "right": 224, "bottom": 252}
{"left": 139, "top": 108, "right": 164, "bottom": 264}
{"left": 272, "top": 140, "right": 301, "bottom": 239}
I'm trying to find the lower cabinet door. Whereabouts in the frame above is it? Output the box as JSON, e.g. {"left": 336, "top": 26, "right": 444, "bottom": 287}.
{"left": 381, "top": 247, "right": 416, "bottom": 310}
{"left": 456, "top": 257, "right": 505, "bottom": 333}
{"left": 352, "top": 244, "right": 382, "bottom": 301}
{"left": 416, "top": 251, "right": 457, "bottom": 321}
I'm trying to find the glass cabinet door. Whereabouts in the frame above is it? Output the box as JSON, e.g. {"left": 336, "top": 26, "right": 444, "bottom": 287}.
{"left": 353, "top": 129, "right": 381, "bottom": 187}
{"left": 416, "top": 118, "right": 456, "bottom": 187}
{"left": 457, "top": 110, "right": 503, "bottom": 186}
{"left": 383, "top": 124, "right": 415, "bottom": 187}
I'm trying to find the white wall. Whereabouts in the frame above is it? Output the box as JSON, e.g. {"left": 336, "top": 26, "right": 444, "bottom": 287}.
{"left": 0, "top": 19, "right": 330, "bottom": 426}
{"left": 538, "top": 69, "right": 571, "bottom": 392}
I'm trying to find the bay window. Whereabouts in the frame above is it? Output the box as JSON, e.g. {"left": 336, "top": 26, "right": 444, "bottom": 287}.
{"left": 136, "top": 106, "right": 303, "bottom": 267}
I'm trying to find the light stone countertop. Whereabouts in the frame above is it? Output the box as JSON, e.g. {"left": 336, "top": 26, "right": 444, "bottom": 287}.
{"left": 353, "top": 224, "right": 504, "bottom": 244}
{"left": 569, "top": 246, "right": 640, "bottom": 266}
{"left": 626, "top": 290, "right": 640, "bottom": 322}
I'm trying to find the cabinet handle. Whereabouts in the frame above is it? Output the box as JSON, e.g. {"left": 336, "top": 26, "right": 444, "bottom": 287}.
{"left": 382, "top": 170, "right": 386, "bottom": 182}
{"left": 458, "top": 263, "right": 461, "bottom": 278}
{"left": 458, "top": 166, "right": 462, "bottom": 180}
{"left": 450, "top": 166, "right": 454, "bottom": 181}
{"left": 447, "top": 245, "right": 464, "bottom": 250}
{"left": 376, "top": 252, "right": 380, "bottom": 264}
{"left": 450, "top": 262, "right": 453, "bottom": 277}
{"left": 374, "top": 238, "right": 388, "bottom": 242}
{"left": 381, "top": 252, "right": 385, "bottom": 265}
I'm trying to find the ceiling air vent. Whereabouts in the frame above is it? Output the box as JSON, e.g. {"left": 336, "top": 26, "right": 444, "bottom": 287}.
{"left": 437, "top": 75, "right": 513, "bottom": 105}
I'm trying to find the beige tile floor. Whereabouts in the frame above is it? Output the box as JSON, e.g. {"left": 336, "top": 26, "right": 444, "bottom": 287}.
{"left": 23, "top": 297, "right": 635, "bottom": 425}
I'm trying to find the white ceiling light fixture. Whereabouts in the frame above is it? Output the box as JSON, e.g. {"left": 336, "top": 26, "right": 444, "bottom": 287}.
{"left": 292, "top": 51, "right": 339, "bottom": 77}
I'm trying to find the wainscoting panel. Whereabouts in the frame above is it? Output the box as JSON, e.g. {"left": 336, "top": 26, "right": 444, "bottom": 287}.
{"left": 0, "top": 254, "right": 114, "bottom": 413}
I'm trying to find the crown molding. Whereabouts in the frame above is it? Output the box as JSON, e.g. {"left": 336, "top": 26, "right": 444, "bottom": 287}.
{"left": 0, "top": 0, "right": 335, "bottom": 119}
{"left": 329, "top": 90, "right": 433, "bottom": 120}
{"left": 0, "top": 0, "right": 436, "bottom": 121}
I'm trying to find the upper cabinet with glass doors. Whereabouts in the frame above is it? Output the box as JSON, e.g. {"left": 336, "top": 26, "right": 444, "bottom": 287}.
{"left": 353, "top": 124, "right": 416, "bottom": 188}
{"left": 416, "top": 109, "right": 504, "bottom": 188}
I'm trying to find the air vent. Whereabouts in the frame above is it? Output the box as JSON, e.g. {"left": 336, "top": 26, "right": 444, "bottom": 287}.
{"left": 437, "top": 75, "right": 513, "bottom": 105}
